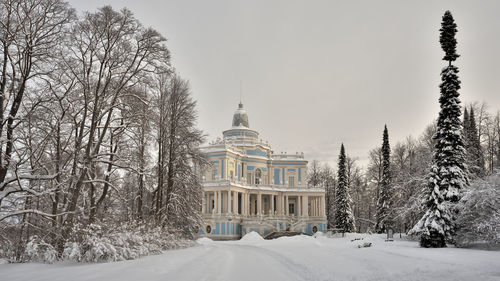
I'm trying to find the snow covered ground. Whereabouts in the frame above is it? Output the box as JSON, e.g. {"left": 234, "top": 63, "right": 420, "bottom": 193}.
{"left": 1, "top": 232, "right": 500, "bottom": 281}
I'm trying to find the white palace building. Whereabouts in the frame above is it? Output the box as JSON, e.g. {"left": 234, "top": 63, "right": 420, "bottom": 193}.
{"left": 196, "top": 102, "right": 327, "bottom": 240}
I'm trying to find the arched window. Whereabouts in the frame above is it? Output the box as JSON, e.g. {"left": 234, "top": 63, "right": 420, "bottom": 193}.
{"left": 255, "top": 168, "right": 262, "bottom": 185}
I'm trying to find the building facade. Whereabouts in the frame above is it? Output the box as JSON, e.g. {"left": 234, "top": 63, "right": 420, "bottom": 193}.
{"left": 197, "top": 103, "right": 327, "bottom": 240}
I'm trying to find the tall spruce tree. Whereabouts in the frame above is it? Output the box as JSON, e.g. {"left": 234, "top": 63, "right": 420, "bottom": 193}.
{"left": 411, "top": 11, "right": 468, "bottom": 248}
{"left": 463, "top": 107, "right": 469, "bottom": 134}
{"left": 376, "top": 125, "right": 393, "bottom": 233}
{"left": 335, "top": 143, "right": 356, "bottom": 232}
{"left": 466, "top": 106, "right": 485, "bottom": 178}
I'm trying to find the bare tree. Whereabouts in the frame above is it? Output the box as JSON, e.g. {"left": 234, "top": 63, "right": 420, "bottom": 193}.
{"left": 58, "top": 6, "right": 170, "bottom": 234}
{"left": 0, "top": 0, "right": 74, "bottom": 205}
{"left": 152, "top": 73, "right": 204, "bottom": 235}
{"left": 307, "top": 160, "right": 322, "bottom": 187}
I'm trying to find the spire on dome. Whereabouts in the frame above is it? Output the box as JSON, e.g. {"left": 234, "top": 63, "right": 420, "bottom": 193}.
{"left": 232, "top": 102, "right": 249, "bottom": 128}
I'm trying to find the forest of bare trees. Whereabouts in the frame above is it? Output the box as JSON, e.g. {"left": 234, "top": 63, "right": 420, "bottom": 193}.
{"left": 0, "top": 1, "right": 203, "bottom": 262}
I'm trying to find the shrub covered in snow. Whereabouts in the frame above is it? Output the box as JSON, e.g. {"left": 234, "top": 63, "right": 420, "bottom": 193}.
{"left": 62, "top": 222, "right": 196, "bottom": 263}
{"left": 455, "top": 172, "right": 500, "bottom": 247}
{"left": 23, "top": 236, "right": 58, "bottom": 264}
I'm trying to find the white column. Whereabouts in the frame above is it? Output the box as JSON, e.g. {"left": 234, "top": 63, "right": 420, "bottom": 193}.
{"left": 235, "top": 192, "right": 239, "bottom": 215}
{"left": 227, "top": 189, "right": 232, "bottom": 214}
{"left": 201, "top": 191, "right": 206, "bottom": 214}
{"left": 279, "top": 195, "right": 283, "bottom": 215}
{"left": 298, "top": 196, "right": 302, "bottom": 216}
{"left": 316, "top": 197, "right": 319, "bottom": 216}
{"left": 302, "top": 195, "right": 309, "bottom": 217}
{"left": 315, "top": 198, "right": 318, "bottom": 216}
{"left": 257, "top": 193, "right": 262, "bottom": 215}
{"left": 285, "top": 195, "right": 289, "bottom": 216}
{"left": 245, "top": 193, "right": 248, "bottom": 216}
{"left": 244, "top": 193, "right": 246, "bottom": 215}
{"left": 321, "top": 195, "right": 325, "bottom": 216}
{"left": 313, "top": 197, "right": 316, "bottom": 217}
{"left": 241, "top": 193, "right": 245, "bottom": 216}
{"left": 317, "top": 197, "right": 320, "bottom": 217}
{"left": 282, "top": 195, "right": 286, "bottom": 215}
{"left": 217, "top": 191, "right": 221, "bottom": 214}
{"left": 277, "top": 195, "right": 282, "bottom": 215}
{"left": 312, "top": 198, "right": 316, "bottom": 217}
{"left": 276, "top": 194, "right": 280, "bottom": 215}
{"left": 215, "top": 191, "right": 219, "bottom": 214}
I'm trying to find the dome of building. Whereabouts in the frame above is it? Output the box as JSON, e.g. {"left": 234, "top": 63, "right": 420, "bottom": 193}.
{"left": 232, "top": 102, "right": 249, "bottom": 128}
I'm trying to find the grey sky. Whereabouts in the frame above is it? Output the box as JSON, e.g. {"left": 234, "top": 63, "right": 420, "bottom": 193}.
{"left": 68, "top": 0, "right": 500, "bottom": 169}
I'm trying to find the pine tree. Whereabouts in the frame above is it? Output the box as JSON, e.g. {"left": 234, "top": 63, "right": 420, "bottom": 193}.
{"left": 335, "top": 144, "right": 356, "bottom": 232}
{"left": 376, "top": 125, "right": 393, "bottom": 233}
{"left": 411, "top": 11, "right": 468, "bottom": 247}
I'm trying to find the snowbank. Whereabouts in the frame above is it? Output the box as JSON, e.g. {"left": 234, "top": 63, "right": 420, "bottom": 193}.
{"left": 240, "top": 231, "right": 264, "bottom": 242}
{"left": 274, "top": 234, "right": 314, "bottom": 243}
{"left": 313, "top": 231, "right": 325, "bottom": 238}
{"left": 196, "top": 237, "right": 214, "bottom": 245}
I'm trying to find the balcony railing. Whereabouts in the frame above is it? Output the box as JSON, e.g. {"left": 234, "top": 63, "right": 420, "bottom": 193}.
{"left": 202, "top": 212, "right": 326, "bottom": 220}
{"left": 271, "top": 152, "right": 305, "bottom": 160}
{"left": 201, "top": 178, "right": 309, "bottom": 189}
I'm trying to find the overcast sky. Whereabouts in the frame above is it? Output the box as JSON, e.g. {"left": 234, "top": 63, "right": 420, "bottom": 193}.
{"left": 68, "top": 0, "right": 500, "bottom": 169}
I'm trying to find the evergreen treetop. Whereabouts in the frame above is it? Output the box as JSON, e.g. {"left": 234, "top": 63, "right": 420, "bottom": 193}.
{"left": 440, "top": 10, "right": 460, "bottom": 63}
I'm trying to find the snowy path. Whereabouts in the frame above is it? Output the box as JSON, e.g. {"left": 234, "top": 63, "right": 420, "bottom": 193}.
{"left": 2, "top": 234, "right": 500, "bottom": 281}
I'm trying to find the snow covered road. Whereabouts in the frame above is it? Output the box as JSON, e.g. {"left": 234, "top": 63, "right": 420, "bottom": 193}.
{"left": 2, "top": 233, "right": 500, "bottom": 281}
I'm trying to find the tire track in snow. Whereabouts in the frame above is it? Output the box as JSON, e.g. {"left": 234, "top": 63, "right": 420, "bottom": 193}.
{"left": 232, "top": 244, "right": 319, "bottom": 281}
{"left": 164, "top": 244, "right": 227, "bottom": 281}
{"left": 165, "top": 243, "right": 319, "bottom": 281}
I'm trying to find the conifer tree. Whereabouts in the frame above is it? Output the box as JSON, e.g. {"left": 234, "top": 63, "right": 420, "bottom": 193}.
{"left": 463, "top": 107, "right": 469, "bottom": 134}
{"left": 411, "top": 11, "right": 468, "bottom": 248}
{"left": 335, "top": 144, "right": 356, "bottom": 232}
{"left": 376, "top": 125, "right": 392, "bottom": 233}
{"left": 466, "top": 107, "right": 485, "bottom": 178}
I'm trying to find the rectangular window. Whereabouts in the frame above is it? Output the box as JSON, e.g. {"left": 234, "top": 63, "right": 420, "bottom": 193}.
{"left": 274, "top": 169, "right": 280, "bottom": 185}
{"left": 289, "top": 176, "right": 295, "bottom": 188}
{"left": 212, "top": 169, "right": 217, "bottom": 180}
{"left": 289, "top": 203, "right": 294, "bottom": 215}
